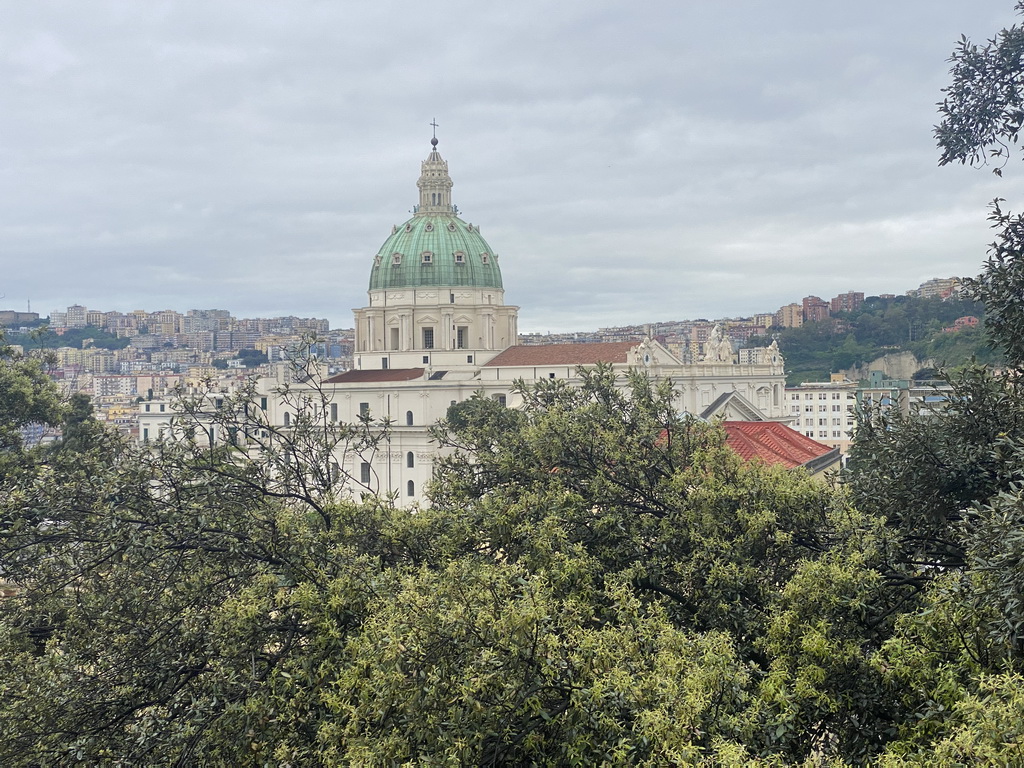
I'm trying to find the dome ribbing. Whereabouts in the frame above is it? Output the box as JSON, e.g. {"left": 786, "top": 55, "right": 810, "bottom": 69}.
{"left": 367, "top": 140, "right": 504, "bottom": 291}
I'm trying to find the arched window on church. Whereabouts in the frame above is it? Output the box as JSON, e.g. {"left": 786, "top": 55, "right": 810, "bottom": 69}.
{"left": 407, "top": 451, "right": 414, "bottom": 468}
{"left": 283, "top": 412, "right": 290, "bottom": 427}
{"left": 407, "top": 480, "right": 415, "bottom": 497}
{"left": 406, "top": 410, "right": 413, "bottom": 426}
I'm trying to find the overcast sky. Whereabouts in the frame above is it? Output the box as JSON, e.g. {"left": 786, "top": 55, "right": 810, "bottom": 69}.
{"left": 2, "top": 1, "right": 1023, "bottom": 333}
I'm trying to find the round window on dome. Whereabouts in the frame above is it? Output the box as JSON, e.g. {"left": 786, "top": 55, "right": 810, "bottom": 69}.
{"left": 425, "top": 222, "right": 433, "bottom": 232}
{"left": 447, "top": 222, "right": 456, "bottom": 232}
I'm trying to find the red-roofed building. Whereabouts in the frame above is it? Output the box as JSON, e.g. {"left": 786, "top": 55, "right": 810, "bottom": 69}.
{"left": 325, "top": 368, "right": 426, "bottom": 384}
{"left": 723, "top": 421, "right": 841, "bottom": 478}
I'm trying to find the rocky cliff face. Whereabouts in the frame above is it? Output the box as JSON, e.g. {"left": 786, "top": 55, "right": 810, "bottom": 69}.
{"left": 842, "top": 351, "right": 932, "bottom": 381}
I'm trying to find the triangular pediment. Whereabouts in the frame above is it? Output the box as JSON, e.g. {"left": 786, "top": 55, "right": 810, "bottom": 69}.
{"left": 701, "top": 391, "right": 766, "bottom": 422}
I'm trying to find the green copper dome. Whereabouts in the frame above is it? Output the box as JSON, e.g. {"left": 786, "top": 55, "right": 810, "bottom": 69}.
{"left": 369, "top": 215, "right": 503, "bottom": 291}
{"left": 368, "top": 140, "right": 504, "bottom": 291}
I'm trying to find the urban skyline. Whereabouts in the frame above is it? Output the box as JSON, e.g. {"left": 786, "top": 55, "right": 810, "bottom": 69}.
{"left": 4, "top": 277, "right": 957, "bottom": 340}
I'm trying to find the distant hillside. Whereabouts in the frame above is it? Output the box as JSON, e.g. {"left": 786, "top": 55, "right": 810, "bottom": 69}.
{"left": 7, "top": 325, "right": 130, "bottom": 351}
{"left": 749, "top": 295, "right": 1000, "bottom": 384}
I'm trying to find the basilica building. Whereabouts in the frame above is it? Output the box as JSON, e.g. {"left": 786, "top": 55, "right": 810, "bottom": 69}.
{"left": 140, "top": 137, "right": 790, "bottom": 505}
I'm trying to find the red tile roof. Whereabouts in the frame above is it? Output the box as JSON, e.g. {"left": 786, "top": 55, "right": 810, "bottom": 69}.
{"left": 723, "top": 421, "right": 836, "bottom": 470}
{"left": 325, "top": 368, "right": 425, "bottom": 383}
{"left": 483, "top": 342, "right": 637, "bottom": 367}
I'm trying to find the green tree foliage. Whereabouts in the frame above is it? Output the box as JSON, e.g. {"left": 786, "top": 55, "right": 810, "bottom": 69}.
{"left": 936, "top": 2, "right": 1024, "bottom": 367}
{"left": 236, "top": 347, "right": 269, "bottom": 367}
{"left": 833, "top": 5, "right": 1024, "bottom": 760}
{"left": 963, "top": 202, "right": 1024, "bottom": 366}
{"left": 9, "top": 324, "right": 131, "bottom": 351}
{"left": 936, "top": 1, "right": 1024, "bottom": 174}
{"left": 0, "top": 334, "right": 67, "bottom": 479}
{"left": 3, "top": 352, "right": 905, "bottom": 764}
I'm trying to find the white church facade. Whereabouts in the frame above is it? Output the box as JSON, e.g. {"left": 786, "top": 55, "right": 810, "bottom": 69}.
{"left": 140, "top": 137, "right": 789, "bottom": 506}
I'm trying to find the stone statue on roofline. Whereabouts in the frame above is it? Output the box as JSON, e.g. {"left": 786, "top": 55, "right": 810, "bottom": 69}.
{"left": 703, "top": 325, "right": 734, "bottom": 364}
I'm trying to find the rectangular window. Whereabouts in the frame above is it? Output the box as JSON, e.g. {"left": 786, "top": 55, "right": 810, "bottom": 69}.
{"left": 832, "top": 405, "right": 841, "bottom": 411}
{"left": 261, "top": 397, "right": 268, "bottom": 410}
{"left": 360, "top": 462, "right": 371, "bottom": 484}
{"left": 331, "top": 403, "right": 338, "bottom": 422}
{"left": 390, "top": 327, "right": 400, "bottom": 350}
{"left": 359, "top": 402, "right": 369, "bottom": 416}
{"left": 422, "top": 327, "right": 434, "bottom": 349}
{"left": 456, "top": 326, "right": 468, "bottom": 349}
{"left": 382, "top": 358, "right": 388, "bottom": 369}
{"left": 159, "top": 404, "right": 165, "bottom": 412}
{"left": 819, "top": 393, "right": 828, "bottom": 400}
{"left": 423, "top": 355, "right": 430, "bottom": 364}
{"left": 143, "top": 428, "right": 149, "bottom": 442}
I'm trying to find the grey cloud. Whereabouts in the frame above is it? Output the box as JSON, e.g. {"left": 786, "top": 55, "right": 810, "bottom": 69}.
{"left": 1, "top": 1, "right": 1022, "bottom": 332}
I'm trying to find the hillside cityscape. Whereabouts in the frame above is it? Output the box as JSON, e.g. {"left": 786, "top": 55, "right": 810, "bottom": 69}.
{"left": 0, "top": 275, "right": 969, "bottom": 381}
{"left": 8, "top": 2, "right": 1024, "bottom": 760}
{"left": 1, "top": 274, "right": 984, "bottom": 460}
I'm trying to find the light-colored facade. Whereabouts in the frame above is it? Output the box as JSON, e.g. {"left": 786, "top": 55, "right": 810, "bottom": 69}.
{"left": 141, "top": 138, "right": 792, "bottom": 506}
{"left": 776, "top": 303, "right": 803, "bottom": 329}
{"left": 786, "top": 375, "right": 859, "bottom": 453}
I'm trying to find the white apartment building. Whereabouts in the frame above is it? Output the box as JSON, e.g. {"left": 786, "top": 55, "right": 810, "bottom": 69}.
{"left": 786, "top": 376, "right": 859, "bottom": 453}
